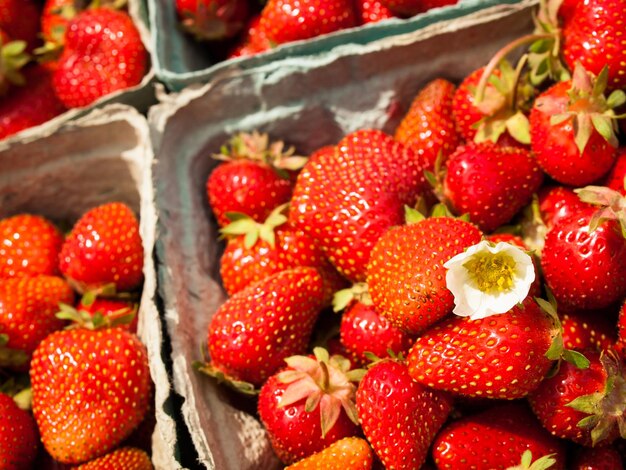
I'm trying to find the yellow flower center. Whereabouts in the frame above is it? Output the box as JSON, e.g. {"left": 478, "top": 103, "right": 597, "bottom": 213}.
{"left": 463, "top": 252, "right": 517, "bottom": 294}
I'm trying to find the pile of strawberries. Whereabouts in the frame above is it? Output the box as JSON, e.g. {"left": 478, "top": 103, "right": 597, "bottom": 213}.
{"left": 0, "top": 203, "right": 154, "bottom": 469}
{"left": 0, "top": 0, "right": 147, "bottom": 140}
{"left": 174, "top": 0, "right": 458, "bottom": 60}
{"left": 198, "top": 0, "right": 626, "bottom": 468}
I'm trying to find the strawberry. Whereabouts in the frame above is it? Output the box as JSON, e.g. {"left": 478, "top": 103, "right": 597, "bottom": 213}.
{"left": 618, "top": 301, "right": 626, "bottom": 360}
{"left": 200, "top": 267, "right": 324, "bottom": 388}
{"left": 59, "top": 202, "right": 144, "bottom": 293}
{"left": 227, "top": 16, "right": 272, "bottom": 58}
{"left": 378, "top": 0, "right": 457, "bottom": 17}
{"left": 560, "top": 308, "right": 617, "bottom": 353}
{"left": 0, "top": 64, "right": 67, "bottom": 140}
{"left": 432, "top": 402, "right": 567, "bottom": 469}
{"left": 0, "top": 276, "right": 74, "bottom": 365}
{"left": 73, "top": 447, "right": 152, "bottom": 470}
{"left": 366, "top": 215, "right": 482, "bottom": 335}
{"left": 571, "top": 445, "right": 625, "bottom": 470}
{"left": 394, "top": 78, "right": 460, "bottom": 171}
{"left": 207, "top": 132, "right": 302, "bottom": 227}
{"left": 77, "top": 294, "right": 138, "bottom": 333}
{"left": 0, "top": 214, "right": 64, "bottom": 278}
{"left": 30, "top": 326, "right": 151, "bottom": 464}
{"left": 175, "top": 0, "right": 249, "bottom": 41}
{"left": 560, "top": 0, "right": 626, "bottom": 91}
{"left": 528, "top": 350, "right": 626, "bottom": 447}
{"left": 0, "top": 392, "right": 39, "bottom": 470}
{"left": 53, "top": 7, "right": 148, "bottom": 108}
{"left": 529, "top": 65, "right": 621, "bottom": 186}
{"left": 538, "top": 185, "right": 591, "bottom": 230}
{"left": 41, "top": 0, "right": 76, "bottom": 48}
{"left": 407, "top": 299, "right": 554, "bottom": 399}
{"left": 258, "top": 0, "right": 357, "bottom": 46}
{"left": 0, "top": 0, "right": 40, "bottom": 50}
{"left": 257, "top": 348, "right": 363, "bottom": 464}
{"left": 291, "top": 129, "right": 429, "bottom": 282}
{"left": 285, "top": 437, "right": 373, "bottom": 470}
{"left": 354, "top": 0, "right": 395, "bottom": 24}
{"left": 443, "top": 142, "right": 543, "bottom": 232}
{"left": 219, "top": 206, "right": 347, "bottom": 305}
{"left": 602, "top": 147, "right": 626, "bottom": 196}
{"left": 356, "top": 358, "right": 453, "bottom": 469}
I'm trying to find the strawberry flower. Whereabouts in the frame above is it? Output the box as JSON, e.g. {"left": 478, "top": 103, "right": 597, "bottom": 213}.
{"left": 444, "top": 240, "right": 535, "bottom": 320}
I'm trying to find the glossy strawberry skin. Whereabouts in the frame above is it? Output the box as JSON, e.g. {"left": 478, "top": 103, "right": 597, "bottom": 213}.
{"left": 59, "top": 202, "right": 144, "bottom": 293}
{"left": 53, "top": 8, "right": 148, "bottom": 108}
{"left": 208, "top": 267, "right": 324, "bottom": 386}
{"left": 541, "top": 208, "right": 626, "bottom": 310}
{"left": 380, "top": 0, "right": 457, "bottom": 16}
{"left": 560, "top": 308, "right": 617, "bottom": 353}
{"left": 0, "top": 214, "right": 64, "bottom": 279}
{"left": 432, "top": 402, "right": 567, "bottom": 470}
{"left": 207, "top": 160, "right": 294, "bottom": 227}
{"left": 407, "top": 300, "right": 554, "bottom": 399}
{"left": 617, "top": 301, "right": 625, "bottom": 360}
{"left": 444, "top": 142, "right": 543, "bottom": 232}
{"left": 30, "top": 327, "right": 151, "bottom": 464}
{"left": 356, "top": 359, "right": 453, "bottom": 470}
{"left": 73, "top": 447, "right": 153, "bottom": 470}
{"left": 0, "top": 0, "right": 40, "bottom": 50}
{"left": 571, "top": 445, "right": 625, "bottom": 470}
{"left": 538, "top": 185, "right": 591, "bottom": 230}
{"left": 78, "top": 297, "right": 138, "bottom": 333}
{"left": 0, "top": 393, "right": 39, "bottom": 470}
{"left": 176, "top": 0, "right": 249, "bottom": 40}
{"left": 530, "top": 80, "right": 616, "bottom": 186}
{"left": 285, "top": 437, "right": 373, "bottom": 470}
{"left": 452, "top": 67, "right": 494, "bottom": 143}
{"left": 354, "top": 0, "right": 395, "bottom": 24}
{"left": 366, "top": 217, "right": 482, "bottom": 335}
{"left": 602, "top": 147, "right": 626, "bottom": 195}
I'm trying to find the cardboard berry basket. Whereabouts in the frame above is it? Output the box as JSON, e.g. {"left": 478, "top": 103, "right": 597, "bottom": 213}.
{"left": 148, "top": 0, "right": 532, "bottom": 92}
{"left": 0, "top": 105, "right": 181, "bottom": 470}
{"left": 149, "top": 1, "right": 537, "bottom": 468}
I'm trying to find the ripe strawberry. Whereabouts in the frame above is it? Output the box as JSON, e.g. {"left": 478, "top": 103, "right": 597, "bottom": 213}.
{"left": 0, "top": 392, "right": 39, "bottom": 470}
{"left": 394, "top": 78, "right": 460, "bottom": 171}
{"left": 259, "top": 0, "right": 357, "bottom": 46}
{"left": 528, "top": 350, "right": 625, "bottom": 447}
{"left": 53, "top": 7, "right": 148, "bottom": 108}
{"left": 78, "top": 295, "right": 138, "bottom": 333}
{"left": 73, "top": 447, "right": 152, "bottom": 470}
{"left": 356, "top": 358, "right": 453, "bottom": 469}
{"left": 379, "top": 0, "right": 457, "bottom": 17}
{"left": 571, "top": 445, "right": 625, "bottom": 470}
{"left": 0, "top": 64, "right": 67, "bottom": 140}
{"left": 258, "top": 348, "right": 363, "bottom": 464}
{"left": 227, "top": 16, "right": 272, "bottom": 58}
{"left": 207, "top": 132, "right": 301, "bottom": 227}
{"left": 285, "top": 437, "right": 373, "bottom": 469}
{"left": 407, "top": 299, "right": 554, "bottom": 399}
{"left": 59, "top": 202, "right": 144, "bottom": 293}
{"left": 560, "top": 308, "right": 617, "bottom": 353}
{"left": 41, "top": 0, "right": 76, "bottom": 47}
{"left": 432, "top": 402, "right": 567, "bottom": 469}
{"left": 529, "top": 66, "right": 620, "bottom": 186}
{"left": 30, "top": 326, "right": 151, "bottom": 464}
{"left": 0, "top": 214, "right": 63, "bottom": 278}
{"left": 366, "top": 215, "right": 482, "bottom": 335}
{"left": 354, "top": 0, "right": 395, "bottom": 24}
{"left": 602, "top": 147, "right": 626, "bottom": 195}
{"left": 291, "top": 129, "right": 429, "bottom": 282}
{"left": 0, "top": 0, "right": 40, "bottom": 50}
{"left": 0, "top": 276, "right": 74, "bottom": 364}
{"left": 201, "top": 267, "right": 324, "bottom": 388}
{"left": 538, "top": 185, "right": 591, "bottom": 230}
{"left": 616, "top": 300, "right": 625, "bottom": 360}
{"left": 176, "top": 0, "right": 249, "bottom": 41}
{"left": 219, "top": 207, "right": 347, "bottom": 305}
{"left": 443, "top": 142, "right": 543, "bottom": 232}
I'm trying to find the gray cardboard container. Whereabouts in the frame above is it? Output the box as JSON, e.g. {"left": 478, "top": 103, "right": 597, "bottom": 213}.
{"left": 149, "top": 1, "right": 537, "bottom": 468}
{"left": 0, "top": 105, "right": 181, "bottom": 470}
{"left": 3, "top": 0, "right": 156, "bottom": 143}
{"left": 148, "top": 0, "right": 531, "bottom": 91}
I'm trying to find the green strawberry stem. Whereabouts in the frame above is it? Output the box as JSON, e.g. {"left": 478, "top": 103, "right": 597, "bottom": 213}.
{"left": 12, "top": 387, "right": 32, "bottom": 411}
{"left": 332, "top": 282, "right": 372, "bottom": 312}
{"left": 0, "top": 40, "right": 30, "bottom": 96}
{"left": 194, "top": 361, "right": 258, "bottom": 395}
{"left": 506, "top": 450, "right": 556, "bottom": 470}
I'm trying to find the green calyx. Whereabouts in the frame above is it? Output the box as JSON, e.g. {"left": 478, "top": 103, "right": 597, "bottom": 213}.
{"left": 332, "top": 282, "right": 372, "bottom": 313}
{"left": 506, "top": 450, "right": 557, "bottom": 470}
{"left": 0, "top": 334, "right": 28, "bottom": 368}
{"left": 574, "top": 185, "right": 626, "bottom": 239}
{"left": 220, "top": 203, "right": 289, "bottom": 249}
{"left": 193, "top": 361, "right": 258, "bottom": 395}
{"left": 0, "top": 40, "right": 30, "bottom": 95}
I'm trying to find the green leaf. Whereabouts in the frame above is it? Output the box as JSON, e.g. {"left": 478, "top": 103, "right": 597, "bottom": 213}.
{"left": 2, "top": 40, "right": 27, "bottom": 56}
{"left": 607, "top": 89, "right": 626, "bottom": 109}
{"left": 332, "top": 288, "right": 355, "bottom": 313}
{"left": 593, "top": 66, "right": 609, "bottom": 97}
{"left": 562, "top": 349, "right": 591, "bottom": 369}
{"left": 243, "top": 230, "right": 259, "bottom": 249}
{"left": 545, "top": 333, "right": 563, "bottom": 361}
{"left": 566, "top": 393, "right": 602, "bottom": 414}
{"left": 424, "top": 170, "right": 438, "bottom": 188}
{"left": 550, "top": 113, "right": 571, "bottom": 126}
{"left": 506, "top": 112, "right": 531, "bottom": 144}
{"left": 521, "top": 449, "right": 533, "bottom": 467}
{"left": 405, "top": 205, "right": 425, "bottom": 224}
{"left": 591, "top": 114, "right": 618, "bottom": 147}
{"left": 574, "top": 113, "right": 593, "bottom": 154}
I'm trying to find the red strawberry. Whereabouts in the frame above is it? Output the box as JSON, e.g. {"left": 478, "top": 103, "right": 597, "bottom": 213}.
{"left": 219, "top": 207, "right": 347, "bottom": 305}
{"left": 227, "top": 16, "right": 272, "bottom": 58}
{"left": 291, "top": 129, "right": 429, "bottom": 282}
{"left": 538, "top": 185, "right": 591, "bottom": 230}
{"left": 78, "top": 295, "right": 138, "bottom": 333}
{"left": 257, "top": 348, "right": 363, "bottom": 464}
{"left": 366, "top": 215, "right": 482, "bottom": 335}
{"left": 379, "top": 0, "right": 457, "bottom": 17}
{"left": 571, "top": 445, "right": 625, "bottom": 470}
{"left": 432, "top": 402, "right": 567, "bottom": 470}
{"left": 394, "top": 78, "right": 460, "bottom": 171}
{"left": 201, "top": 267, "right": 324, "bottom": 388}
{"left": 285, "top": 437, "right": 373, "bottom": 469}
{"left": 0, "top": 64, "right": 67, "bottom": 140}
{"left": 259, "top": 0, "right": 357, "bottom": 46}
{"left": 73, "top": 447, "right": 152, "bottom": 470}
{"left": 356, "top": 358, "right": 453, "bottom": 469}
{"left": 560, "top": 0, "right": 626, "bottom": 91}
{"left": 53, "top": 7, "right": 148, "bottom": 108}
{"left": 407, "top": 299, "right": 554, "bottom": 399}
{"left": 0, "top": 214, "right": 64, "bottom": 278}
{"left": 0, "top": 392, "right": 39, "bottom": 470}
{"left": 0, "top": 276, "right": 74, "bottom": 364}
{"left": 354, "top": 0, "right": 395, "bottom": 24}
{"left": 529, "top": 66, "right": 620, "bottom": 186}
{"left": 176, "top": 0, "right": 249, "bottom": 41}
{"left": 207, "top": 132, "right": 302, "bottom": 227}
{"left": 528, "top": 350, "right": 625, "bottom": 447}
{"left": 0, "top": 0, "right": 40, "bottom": 50}
{"left": 30, "top": 326, "right": 151, "bottom": 464}
{"left": 443, "top": 142, "right": 543, "bottom": 232}
{"left": 602, "top": 147, "right": 626, "bottom": 196}
{"left": 59, "top": 202, "right": 144, "bottom": 293}
{"left": 41, "top": 0, "right": 75, "bottom": 47}
{"left": 617, "top": 300, "right": 625, "bottom": 360}
{"left": 561, "top": 308, "right": 617, "bottom": 353}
